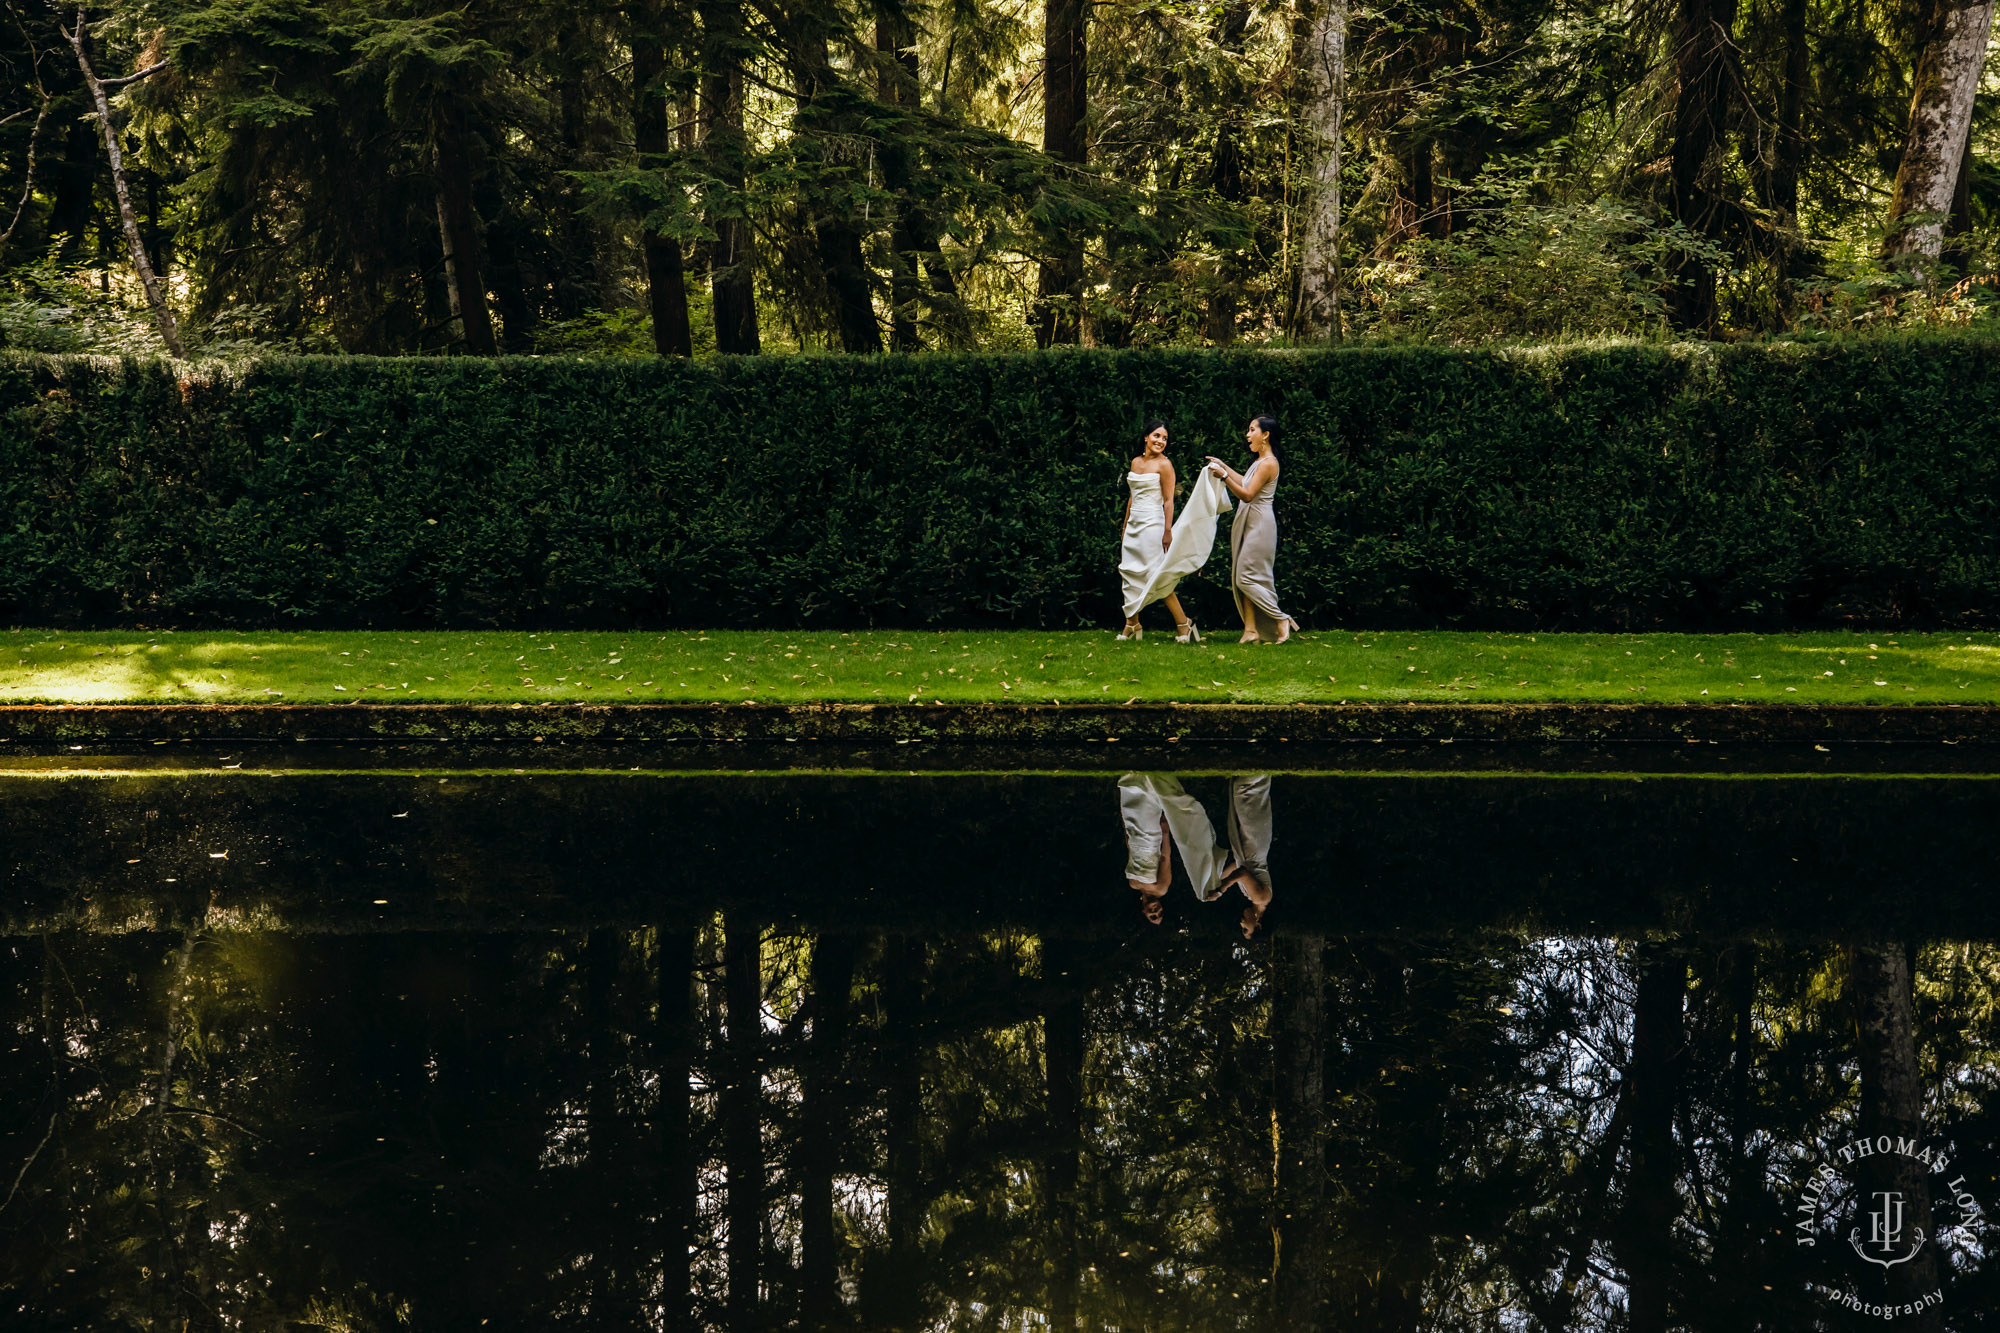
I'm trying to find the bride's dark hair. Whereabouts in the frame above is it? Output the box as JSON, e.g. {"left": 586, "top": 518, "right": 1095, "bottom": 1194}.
{"left": 1140, "top": 419, "right": 1169, "bottom": 450}
{"left": 1252, "top": 413, "right": 1280, "bottom": 457}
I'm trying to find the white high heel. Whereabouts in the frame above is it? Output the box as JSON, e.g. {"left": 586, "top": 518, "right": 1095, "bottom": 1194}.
{"left": 1116, "top": 624, "right": 1144, "bottom": 642}
{"left": 1175, "top": 621, "right": 1200, "bottom": 644}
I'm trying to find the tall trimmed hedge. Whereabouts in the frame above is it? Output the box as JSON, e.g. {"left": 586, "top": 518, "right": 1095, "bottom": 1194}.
{"left": 2, "top": 339, "right": 1997, "bottom": 628}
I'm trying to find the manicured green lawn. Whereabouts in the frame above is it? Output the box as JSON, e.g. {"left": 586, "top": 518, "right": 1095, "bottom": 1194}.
{"left": 3, "top": 628, "right": 1998, "bottom": 705}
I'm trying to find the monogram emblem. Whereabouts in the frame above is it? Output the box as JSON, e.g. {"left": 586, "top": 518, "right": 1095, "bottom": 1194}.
{"left": 1848, "top": 1190, "right": 1928, "bottom": 1269}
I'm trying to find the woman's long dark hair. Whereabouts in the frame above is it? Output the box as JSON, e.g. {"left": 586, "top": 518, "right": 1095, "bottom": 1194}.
{"left": 1140, "top": 418, "right": 1168, "bottom": 451}
{"left": 1252, "top": 414, "right": 1280, "bottom": 458}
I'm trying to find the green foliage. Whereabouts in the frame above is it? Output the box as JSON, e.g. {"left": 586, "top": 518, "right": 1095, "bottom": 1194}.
{"left": 1793, "top": 250, "right": 2000, "bottom": 334}
{"left": 0, "top": 263, "right": 165, "bottom": 355}
{"left": 529, "top": 307, "right": 659, "bottom": 358}
{"left": 1357, "top": 199, "right": 1732, "bottom": 344}
{"left": 5, "top": 339, "right": 2000, "bottom": 629}
{"left": 0, "top": 0, "right": 1984, "bottom": 351}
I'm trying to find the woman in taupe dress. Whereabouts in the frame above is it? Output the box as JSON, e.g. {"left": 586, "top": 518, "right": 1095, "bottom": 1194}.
{"left": 1207, "top": 415, "right": 1299, "bottom": 645}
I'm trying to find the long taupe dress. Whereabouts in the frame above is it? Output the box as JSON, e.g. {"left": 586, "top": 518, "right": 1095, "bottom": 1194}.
{"left": 1229, "top": 467, "right": 1293, "bottom": 639}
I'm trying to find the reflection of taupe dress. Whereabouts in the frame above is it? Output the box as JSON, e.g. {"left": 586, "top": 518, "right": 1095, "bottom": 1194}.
{"left": 1225, "top": 775, "right": 1273, "bottom": 895}
{"left": 1229, "top": 470, "right": 1292, "bottom": 639}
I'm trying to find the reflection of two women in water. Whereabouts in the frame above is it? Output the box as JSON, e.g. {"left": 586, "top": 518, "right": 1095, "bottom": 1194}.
{"left": 1119, "top": 773, "right": 1274, "bottom": 937}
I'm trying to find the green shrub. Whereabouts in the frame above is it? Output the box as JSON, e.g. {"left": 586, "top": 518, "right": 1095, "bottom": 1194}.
{"left": 1356, "top": 201, "right": 1724, "bottom": 344}
{"left": 3, "top": 338, "right": 1999, "bottom": 629}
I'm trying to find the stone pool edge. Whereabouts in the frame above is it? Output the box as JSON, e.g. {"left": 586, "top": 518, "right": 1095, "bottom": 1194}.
{"left": 3, "top": 701, "right": 1999, "bottom": 746}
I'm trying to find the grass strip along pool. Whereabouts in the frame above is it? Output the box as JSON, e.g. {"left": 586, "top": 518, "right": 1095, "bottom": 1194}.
{"left": 4, "top": 628, "right": 1999, "bottom": 707}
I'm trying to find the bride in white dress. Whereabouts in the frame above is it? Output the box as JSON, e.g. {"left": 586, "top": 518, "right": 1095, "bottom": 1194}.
{"left": 1118, "top": 421, "right": 1230, "bottom": 643}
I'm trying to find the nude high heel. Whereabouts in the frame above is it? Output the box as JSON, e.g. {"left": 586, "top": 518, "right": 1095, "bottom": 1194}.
{"left": 1175, "top": 620, "right": 1200, "bottom": 644}
{"left": 1116, "top": 624, "right": 1144, "bottom": 642}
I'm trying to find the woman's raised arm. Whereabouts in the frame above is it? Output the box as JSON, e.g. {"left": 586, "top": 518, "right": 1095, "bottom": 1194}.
{"left": 1206, "top": 454, "right": 1276, "bottom": 503}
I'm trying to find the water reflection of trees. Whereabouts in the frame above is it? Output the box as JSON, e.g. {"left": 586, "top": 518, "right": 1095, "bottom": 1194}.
{"left": 5, "top": 923, "right": 2000, "bottom": 1330}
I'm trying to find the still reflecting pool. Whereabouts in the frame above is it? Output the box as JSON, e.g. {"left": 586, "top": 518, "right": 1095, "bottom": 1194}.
{"left": 5, "top": 771, "right": 1999, "bottom": 1330}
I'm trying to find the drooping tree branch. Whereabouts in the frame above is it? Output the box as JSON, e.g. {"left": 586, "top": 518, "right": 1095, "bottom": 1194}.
{"left": 62, "top": 8, "right": 184, "bottom": 356}
{"left": 99, "top": 57, "right": 168, "bottom": 89}
{"left": 0, "top": 2, "right": 56, "bottom": 260}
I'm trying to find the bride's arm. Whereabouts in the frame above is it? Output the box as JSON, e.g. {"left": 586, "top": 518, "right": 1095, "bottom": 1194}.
{"left": 1160, "top": 461, "right": 1177, "bottom": 547}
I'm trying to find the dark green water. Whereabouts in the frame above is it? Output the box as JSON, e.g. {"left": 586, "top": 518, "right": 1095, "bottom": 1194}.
{"left": 5, "top": 770, "right": 2000, "bottom": 1330}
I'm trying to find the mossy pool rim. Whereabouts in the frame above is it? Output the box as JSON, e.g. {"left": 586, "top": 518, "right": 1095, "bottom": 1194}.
{"left": 5, "top": 699, "right": 2000, "bottom": 751}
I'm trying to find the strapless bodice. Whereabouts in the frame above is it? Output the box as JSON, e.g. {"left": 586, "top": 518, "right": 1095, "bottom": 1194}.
{"left": 1127, "top": 472, "right": 1164, "bottom": 513}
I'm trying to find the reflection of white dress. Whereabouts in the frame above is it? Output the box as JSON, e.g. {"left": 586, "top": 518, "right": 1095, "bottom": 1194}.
{"left": 1120, "top": 470, "right": 1233, "bottom": 619}
{"left": 1118, "top": 773, "right": 1226, "bottom": 900}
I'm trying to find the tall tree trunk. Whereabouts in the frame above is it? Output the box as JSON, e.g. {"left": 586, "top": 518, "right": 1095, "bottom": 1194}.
{"left": 553, "top": 53, "right": 602, "bottom": 315}
{"left": 878, "top": 934, "right": 925, "bottom": 1330}
{"left": 1668, "top": 0, "right": 1741, "bottom": 333}
{"left": 1032, "top": 0, "right": 1087, "bottom": 347}
{"left": 877, "top": 16, "right": 923, "bottom": 353}
{"left": 1619, "top": 943, "right": 1686, "bottom": 1333}
{"left": 786, "top": 23, "right": 883, "bottom": 354}
{"left": 801, "top": 933, "right": 857, "bottom": 1328}
{"left": 1851, "top": 944, "right": 1943, "bottom": 1330}
{"left": 64, "top": 14, "right": 184, "bottom": 357}
{"left": 699, "top": 0, "right": 760, "bottom": 354}
{"left": 432, "top": 101, "right": 497, "bottom": 356}
{"left": 634, "top": 0, "right": 693, "bottom": 356}
{"left": 1887, "top": 0, "right": 1995, "bottom": 259}
{"left": 1291, "top": 0, "right": 1346, "bottom": 341}
{"left": 1768, "top": 0, "right": 1809, "bottom": 318}
{"left": 815, "top": 222, "right": 881, "bottom": 354}
{"left": 1272, "top": 932, "right": 1327, "bottom": 1332}
{"left": 1946, "top": 132, "right": 1977, "bottom": 267}
{"left": 657, "top": 927, "right": 698, "bottom": 1333}
{"left": 723, "top": 916, "right": 764, "bottom": 1331}
{"left": 1205, "top": 0, "right": 1253, "bottom": 343}
{"left": 872, "top": 15, "right": 963, "bottom": 345}
{"left": 1401, "top": 142, "right": 1437, "bottom": 241}
{"left": 480, "top": 210, "right": 536, "bottom": 352}
{"left": 46, "top": 108, "right": 95, "bottom": 262}
{"left": 1043, "top": 938, "right": 1089, "bottom": 1332}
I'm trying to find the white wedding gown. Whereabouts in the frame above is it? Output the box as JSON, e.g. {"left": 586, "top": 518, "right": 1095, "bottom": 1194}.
{"left": 1120, "top": 469, "right": 1233, "bottom": 620}
{"left": 1118, "top": 773, "right": 1227, "bottom": 901}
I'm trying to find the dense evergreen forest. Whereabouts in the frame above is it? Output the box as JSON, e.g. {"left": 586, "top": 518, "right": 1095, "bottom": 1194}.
{"left": 0, "top": 0, "right": 1992, "bottom": 358}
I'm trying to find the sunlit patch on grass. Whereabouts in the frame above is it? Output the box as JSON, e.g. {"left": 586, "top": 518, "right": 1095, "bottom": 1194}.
{"left": 1, "top": 629, "right": 1996, "bottom": 705}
